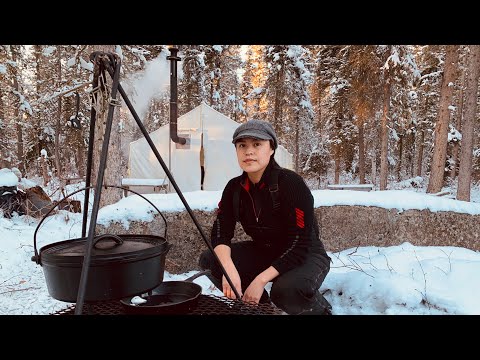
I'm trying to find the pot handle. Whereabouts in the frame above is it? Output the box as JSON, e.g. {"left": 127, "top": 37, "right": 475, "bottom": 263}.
{"left": 184, "top": 269, "right": 211, "bottom": 283}
{"left": 32, "top": 186, "right": 95, "bottom": 264}
{"left": 93, "top": 234, "right": 124, "bottom": 249}
{"left": 32, "top": 185, "right": 168, "bottom": 265}
{"left": 104, "top": 185, "right": 168, "bottom": 240}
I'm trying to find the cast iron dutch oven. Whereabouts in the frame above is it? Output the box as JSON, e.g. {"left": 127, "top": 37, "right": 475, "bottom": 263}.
{"left": 120, "top": 269, "right": 211, "bottom": 314}
{"left": 33, "top": 233, "right": 171, "bottom": 302}
{"left": 31, "top": 186, "right": 171, "bottom": 303}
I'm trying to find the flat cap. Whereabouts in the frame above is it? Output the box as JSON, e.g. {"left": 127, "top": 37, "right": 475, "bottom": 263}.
{"left": 232, "top": 119, "right": 278, "bottom": 149}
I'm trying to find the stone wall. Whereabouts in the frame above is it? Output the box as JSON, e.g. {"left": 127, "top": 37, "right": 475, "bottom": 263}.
{"left": 96, "top": 205, "right": 480, "bottom": 274}
{"left": 319, "top": 206, "right": 480, "bottom": 251}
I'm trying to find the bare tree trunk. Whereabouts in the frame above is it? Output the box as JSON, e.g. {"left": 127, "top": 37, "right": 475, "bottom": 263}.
{"left": 209, "top": 79, "right": 214, "bottom": 106}
{"left": 334, "top": 151, "right": 340, "bottom": 184}
{"left": 255, "top": 97, "right": 261, "bottom": 119}
{"left": 15, "top": 122, "right": 23, "bottom": 173}
{"left": 427, "top": 46, "right": 459, "bottom": 194}
{"left": 0, "top": 82, "right": 5, "bottom": 169}
{"left": 316, "top": 87, "right": 322, "bottom": 133}
{"left": 91, "top": 46, "right": 123, "bottom": 208}
{"left": 74, "top": 127, "right": 85, "bottom": 178}
{"left": 457, "top": 45, "right": 480, "bottom": 201}
{"left": 0, "top": 47, "right": 9, "bottom": 170}
{"left": 371, "top": 151, "right": 376, "bottom": 186}
{"left": 397, "top": 133, "right": 403, "bottom": 181}
{"left": 0, "top": 81, "right": 4, "bottom": 125}
{"left": 379, "top": 46, "right": 392, "bottom": 190}
{"left": 41, "top": 154, "right": 50, "bottom": 185}
{"left": 416, "top": 95, "right": 430, "bottom": 178}
{"left": 213, "top": 60, "right": 221, "bottom": 110}
{"left": 273, "top": 70, "right": 285, "bottom": 138}
{"left": 11, "top": 46, "right": 25, "bottom": 175}
{"left": 416, "top": 129, "right": 424, "bottom": 177}
{"left": 34, "top": 45, "right": 43, "bottom": 177}
{"left": 54, "top": 46, "right": 62, "bottom": 181}
{"left": 294, "top": 117, "right": 299, "bottom": 172}
{"left": 0, "top": 88, "right": 4, "bottom": 123}
{"left": 408, "top": 131, "right": 415, "bottom": 178}
{"left": 358, "top": 121, "right": 365, "bottom": 184}
{"left": 450, "top": 66, "right": 466, "bottom": 181}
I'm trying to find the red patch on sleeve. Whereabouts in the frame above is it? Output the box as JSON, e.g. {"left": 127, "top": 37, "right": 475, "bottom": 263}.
{"left": 295, "top": 208, "right": 304, "bottom": 228}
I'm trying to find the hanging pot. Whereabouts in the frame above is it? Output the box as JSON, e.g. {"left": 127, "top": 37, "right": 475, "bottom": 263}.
{"left": 120, "top": 270, "right": 210, "bottom": 314}
{"left": 36, "top": 234, "right": 171, "bottom": 302}
{"left": 32, "top": 186, "right": 171, "bottom": 303}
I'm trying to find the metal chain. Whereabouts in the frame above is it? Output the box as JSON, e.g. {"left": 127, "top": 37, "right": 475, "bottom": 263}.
{"left": 109, "top": 97, "right": 122, "bottom": 107}
{"left": 90, "top": 69, "right": 122, "bottom": 112}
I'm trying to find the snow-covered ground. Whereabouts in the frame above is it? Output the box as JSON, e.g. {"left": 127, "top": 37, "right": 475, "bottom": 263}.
{"left": 1, "top": 170, "right": 480, "bottom": 315}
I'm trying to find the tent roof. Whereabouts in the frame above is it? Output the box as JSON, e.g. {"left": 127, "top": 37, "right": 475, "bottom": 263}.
{"left": 129, "top": 102, "right": 238, "bottom": 145}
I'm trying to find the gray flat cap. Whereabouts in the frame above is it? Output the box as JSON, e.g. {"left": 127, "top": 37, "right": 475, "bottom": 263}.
{"left": 232, "top": 119, "right": 278, "bottom": 149}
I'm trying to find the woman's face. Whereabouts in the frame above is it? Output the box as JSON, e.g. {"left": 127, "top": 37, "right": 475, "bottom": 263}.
{"left": 235, "top": 138, "right": 274, "bottom": 181}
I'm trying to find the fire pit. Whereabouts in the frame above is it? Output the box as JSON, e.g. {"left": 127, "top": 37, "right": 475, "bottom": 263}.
{"left": 51, "top": 294, "right": 284, "bottom": 315}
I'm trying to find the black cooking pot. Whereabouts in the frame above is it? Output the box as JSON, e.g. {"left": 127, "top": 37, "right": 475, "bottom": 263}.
{"left": 120, "top": 270, "right": 210, "bottom": 314}
{"left": 36, "top": 234, "right": 171, "bottom": 302}
{"left": 32, "top": 186, "right": 171, "bottom": 303}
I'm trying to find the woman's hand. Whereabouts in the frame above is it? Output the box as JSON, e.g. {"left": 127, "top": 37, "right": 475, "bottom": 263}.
{"left": 213, "top": 245, "right": 242, "bottom": 299}
{"left": 242, "top": 267, "right": 279, "bottom": 304}
{"left": 222, "top": 267, "right": 242, "bottom": 300}
{"left": 242, "top": 278, "right": 267, "bottom": 304}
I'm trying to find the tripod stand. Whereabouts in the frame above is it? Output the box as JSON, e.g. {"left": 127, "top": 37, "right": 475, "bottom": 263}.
{"left": 74, "top": 49, "right": 240, "bottom": 314}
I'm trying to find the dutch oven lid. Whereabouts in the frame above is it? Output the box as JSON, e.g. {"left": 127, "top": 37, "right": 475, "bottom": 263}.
{"left": 40, "top": 234, "right": 169, "bottom": 265}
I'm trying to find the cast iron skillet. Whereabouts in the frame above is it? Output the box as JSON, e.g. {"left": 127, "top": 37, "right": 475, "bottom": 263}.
{"left": 120, "top": 269, "right": 211, "bottom": 314}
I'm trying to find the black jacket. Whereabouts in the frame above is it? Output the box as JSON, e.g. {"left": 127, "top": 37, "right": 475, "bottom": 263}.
{"left": 211, "top": 159, "right": 329, "bottom": 275}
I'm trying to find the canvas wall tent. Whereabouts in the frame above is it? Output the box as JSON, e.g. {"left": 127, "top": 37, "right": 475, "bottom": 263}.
{"left": 127, "top": 102, "right": 294, "bottom": 194}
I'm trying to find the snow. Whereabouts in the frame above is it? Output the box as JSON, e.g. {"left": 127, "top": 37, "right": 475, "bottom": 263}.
{"left": 120, "top": 178, "right": 168, "bottom": 186}
{"left": 94, "top": 188, "right": 480, "bottom": 230}
{"left": 0, "top": 169, "right": 19, "bottom": 187}
{"left": 314, "top": 189, "right": 480, "bottom": 215}
{"left": 1, "top": 183, "right": 480, "bottom": 315}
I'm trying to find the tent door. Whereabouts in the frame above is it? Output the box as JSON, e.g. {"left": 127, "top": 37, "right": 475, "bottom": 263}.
{"left": 200, "top": 133, "right": 205, "bottom": 190}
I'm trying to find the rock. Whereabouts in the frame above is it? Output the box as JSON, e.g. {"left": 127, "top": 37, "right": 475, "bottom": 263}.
{"left": 24, "top": 186, "right": 53, "bottom": 217}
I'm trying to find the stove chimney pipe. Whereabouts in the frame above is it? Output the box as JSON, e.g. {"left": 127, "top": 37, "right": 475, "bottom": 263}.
{"left": 167, "top": 47, "right": 186, "bottom": 145}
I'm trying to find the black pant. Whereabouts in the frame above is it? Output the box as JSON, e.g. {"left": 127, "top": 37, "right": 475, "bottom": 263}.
{"left": 198, "top": 241, "right": 332, "bottom": 315}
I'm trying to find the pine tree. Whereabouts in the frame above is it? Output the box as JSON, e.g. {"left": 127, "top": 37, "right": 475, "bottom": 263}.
{"left": 457, "top": 45, "right": 480, "bottom": 201}
{"left": 241, "top": 45, "right": 268, "bottom": 121}
{"left": 178, "top": 45, "right": 206, "bottom": 114}
{"left": 427, "top": 45, "right": 460, "bottom": 194}
{"left": 264, "top": 45, "right": 315, "bottom": 172}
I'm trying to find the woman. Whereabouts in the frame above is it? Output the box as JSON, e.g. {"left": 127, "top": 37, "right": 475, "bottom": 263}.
{"left": 199, "top": 119, "right": 332, "bottom": 315}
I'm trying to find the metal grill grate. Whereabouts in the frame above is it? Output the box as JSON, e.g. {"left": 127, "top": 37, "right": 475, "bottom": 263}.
{"left": 52, "top": 294, "right": 285, "bottom": 315}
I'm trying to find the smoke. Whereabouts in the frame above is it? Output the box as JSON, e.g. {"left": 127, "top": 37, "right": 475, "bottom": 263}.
{"left": 123, "top": 51, "right": 170, "bottom": 122}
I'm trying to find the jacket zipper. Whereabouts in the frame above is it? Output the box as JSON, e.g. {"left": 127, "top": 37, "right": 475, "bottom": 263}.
{"left": 246, "top": 191, "right": 261, "bottom": 223}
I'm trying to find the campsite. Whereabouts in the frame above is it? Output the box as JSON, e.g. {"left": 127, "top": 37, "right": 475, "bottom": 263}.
{"left": 1, "top": 45, "right": 480, "bottom": 316}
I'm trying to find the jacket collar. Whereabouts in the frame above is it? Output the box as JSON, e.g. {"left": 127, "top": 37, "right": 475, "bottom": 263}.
{"left": 240, "top": 157, "right": 276, "bottom": 191}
